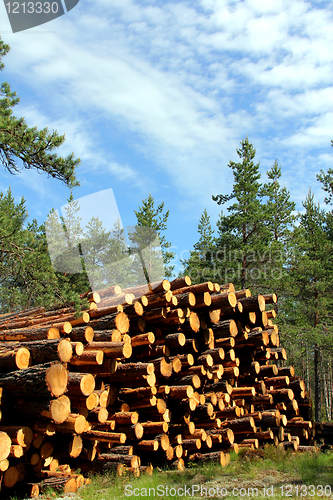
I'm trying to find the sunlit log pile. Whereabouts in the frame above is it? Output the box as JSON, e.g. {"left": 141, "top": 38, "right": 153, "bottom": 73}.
{"left": 0, "top": 277, "right": 330, "bottom": 496}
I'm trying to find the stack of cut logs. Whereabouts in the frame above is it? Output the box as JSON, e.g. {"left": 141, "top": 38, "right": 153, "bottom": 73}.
{"left": 0, "top": 277, "right": 330, "bottom": 496}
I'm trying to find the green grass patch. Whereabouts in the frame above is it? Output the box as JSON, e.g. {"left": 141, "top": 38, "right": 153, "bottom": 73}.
{"left": 8, "top": 449, "right": 333, "bottom": 500}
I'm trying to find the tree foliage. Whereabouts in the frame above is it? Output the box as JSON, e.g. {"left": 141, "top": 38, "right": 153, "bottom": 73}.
{"left": 130, "top": 194, "right": 175, "bottom": 281}
{"left": 213, "top": 137, "right": 270, "bottom": 289}
{"left": 0, "top": 189, "right": 81, "bottom": 312}
{"left": 0, "top": 36, "right": 79, "bottom": 187}
{"left": 181, "top": 208, "right": 215, "bottom": 283}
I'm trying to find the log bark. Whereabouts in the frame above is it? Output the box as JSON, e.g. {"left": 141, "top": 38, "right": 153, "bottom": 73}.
{"left": 0, "top": 362, "right": 68, "bottom": 398}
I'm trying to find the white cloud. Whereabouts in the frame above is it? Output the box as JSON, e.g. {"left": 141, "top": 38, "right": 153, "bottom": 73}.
{"left": 1, "top": 0, "right": 332, "bottom": 230}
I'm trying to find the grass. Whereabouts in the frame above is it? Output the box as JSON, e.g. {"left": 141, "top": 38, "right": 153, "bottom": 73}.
{"left": 76, "top": 447, "right": 333, "bottom": 500}
{"left": 7, "top": 448, "right": 333, "bottom": 500}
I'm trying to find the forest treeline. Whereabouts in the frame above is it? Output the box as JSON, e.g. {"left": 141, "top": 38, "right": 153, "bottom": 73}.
{"left": 182, "top": 137, "right": 333, "bottom": 423}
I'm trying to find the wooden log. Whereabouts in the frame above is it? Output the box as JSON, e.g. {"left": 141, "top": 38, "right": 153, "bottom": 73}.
{"left": 0, "top": 346, "right": 30, "bottom": 371}
{"left": 189, "top": 451, "right": 229, "bottom": 466}
{"left": 238, "top": 295, "right": 266, "bottom": 312}
{"left": 135, "top": 440, "right": 159, "bottom": 452}
{"left": 89, "top": 312, "right": 130, "bottom": 334}
{"left": 131, "top": 332, "right": 155, "bottom": 347}
{"left": 168, "top": 386, "right": 194, "bottom": 399}
{"left": 212, "top": 320, "right": 238, "bottom": 338}
{"left": 91, "top": 285, "right": 122, "bottom": 299}
{"left": 70, "top": 326, "right": 94, "bottom": 343}
{"left": 7, "top": 396, "right": 71, "bottom": 424}
{"left": 108, "top": 412, "right": 139, "bottom": 425}
{"left": 67, "top": 372, "right": 96, "bottom": 397}
{"left": 267, "top": 388, "right": 294, "bottom": 402}
{"left": 84, "top": 341, "right": 132, "bottom": 359}
{"left": 0, "top": 432, "right": 11, "bottom": 461}
{"left": 123, "top": 280, "right": 171, "bottom": 296}
{"left": 0, "top": 326, "right": 60, "bottom": 342}
{"left": 84, "top": 430, "right": 127, "bottom": 444}
{"left": 0, "top": 362, "right": 68, "bottom": 398}
{"left": 115, "top": 424, "right": 144, "bottom": 441}
{"left": 98, "top": 453, "right": 140, "bottom": 469}
{"left": 3, "top": 465, "right": 20, "bottom": 488}
{"left": 141, "top": 422, "right": 169, "bottom": 434}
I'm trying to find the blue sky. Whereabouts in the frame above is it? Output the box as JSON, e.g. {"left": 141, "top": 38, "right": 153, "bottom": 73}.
{"left": 0, "top": 0, "right": 332, "bottom": 277}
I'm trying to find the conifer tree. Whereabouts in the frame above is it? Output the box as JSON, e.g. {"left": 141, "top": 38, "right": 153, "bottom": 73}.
{"left": 213, "top": 137, "right": 269, "bottom": 289}
{"left": 261, "top": 161, "right": 297, "bottom": 293}
{"left": 0, "top": 189, "right": 80, "bottom": 312}
{"left": 316, "top": 140, "right": 333, "bottom": 204}
{"left": 130, "top": 194, "right": 175, "bottom": 282}
{"left": 105, "top": 219, "right": 133, "bottom": 289}
{"left": 285, "top": 192, "right": 333, "bottom": 420}
{"left": 0, "top": 37, "right": 79, "bottom": 186}
{"left": 181, "top": 208, "right": 215, "bottom": 283}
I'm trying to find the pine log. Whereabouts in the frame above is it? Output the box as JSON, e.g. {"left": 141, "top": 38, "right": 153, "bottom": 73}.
{"left": 70, "top": 326, "right": 94, "bottom": 343}
{"left": 70, "top": 349, "right": 104, "bottom": 367}
{"left": 3, "top": 465, "right": 20, "bottom": 488}
{"left": 0, "top": 346, "right": 30, "bottom": 371}
{"left": 212, "top": 319, "right": 238, "bottom": 338}
{"left": 130, "top": 332, "right": 155, "bottom": 347}
{"left": 0, "top": 326, "right": 60, "bottom": 342}
{"left": 84, "top": 430, "right": 126, "bottom": 444}
{"left": 135, "top": 440, "right": 159, "bottom": 451}
{"left": 0, "top": 362, "right": 68, "bottom": 397}
{"left": 8, "top": 395, "right": 71, "bottom": 424}
{"left": 83, "top": 341, "right": 132, "bottom": 359}
{"left": 115, "top": 424, "right": 144, "bottom": 441}
{"left": 79, "top": 358, "right": 117, "bottom": 376}
{"left": 141, "top": 422, "right": 169, "bottom": 434}
{"left": 0, "top": 432, "right": 11, "bottom": 461}
{"left": 89, "top": 312, "right": 130, "bottom": 334}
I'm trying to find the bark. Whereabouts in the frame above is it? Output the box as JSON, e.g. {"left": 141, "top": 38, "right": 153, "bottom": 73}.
{"left": 0, "top": 362, "right": 68, "bottom": 398}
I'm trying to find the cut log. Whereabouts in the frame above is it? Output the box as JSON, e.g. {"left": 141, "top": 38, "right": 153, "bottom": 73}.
{"left": 0, "top": 362, "right": 68, "bottom": 398}
{"left": 84, "top": 342, "right": 132, "bottom": 359}
{"left": 70, "top": 326, "right": 94, "bottom": 343}
{"left": 89, "top": 312, "right": 130, "bottom": 334}
{"left": 70, "top": 350, "right": 104, "bottom": 366}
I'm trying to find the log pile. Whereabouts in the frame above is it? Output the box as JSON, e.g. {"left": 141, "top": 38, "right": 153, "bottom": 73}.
{"left": 0, "top": 277, "right": 328, "bottom": 495}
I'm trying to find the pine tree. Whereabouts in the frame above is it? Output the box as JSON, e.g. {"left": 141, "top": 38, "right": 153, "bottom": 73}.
{"left": 0, "top": 37, "right": 79, "bottom": 186}
{"left": 129, "top": 194, "right": 175, "bottom": 283}
{"left": 181, "top": 208, "right": 215, "bottom": 283}
{"left": 45, "top": 192, "right": 90, "bottom": 295}
{"left": 213, "top": 137, "right": 269, "bottom": 289}
{"left": 284, "top": 192, "right": 333, "bottom": 420}
{"left": 316, "top": 140, "right": 333, "bottom": 204}
{"left": 80, "top": 217, "right": 112, "bottom": 290}
{"left": 261, "top": 161, "right": 297, "bottom": 293}
{"left": 105, "top": 219, "right": 133, "bottom": 289}
{"left": 0, "top": 188, "right": 80, "bottom": 312}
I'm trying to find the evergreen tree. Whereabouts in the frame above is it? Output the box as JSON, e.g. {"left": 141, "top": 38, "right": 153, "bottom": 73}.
{"left": 261, "top": 161, "right": 297, "bottom": 294}
{"left": 0, "top": 37, "right": 79, "bottom": 186}
{"left": 129, "top": 194, "right": 175, "bottom": 283}
{"left": 316, "top": 140, "right": 333, "bottom": 204}
{"left": 283, "top": 192, "right": 333, "bottom": 420}
{"left": 0, "top": 188, "right": 80, "bottom": 312}
{"left": 46, "top": 192, "right": 90, "bottom": 295}
{"left": 213, "top": 137, "right": 269, "bottom": 289}
{"left": 105, "top": 219, "right": 133, "bottom": 289}
{"left": 80, "top": 216, "right": 112, "bottom": 291}
{"left": 181, "top": 208, "right": 215, "bottom": 283}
